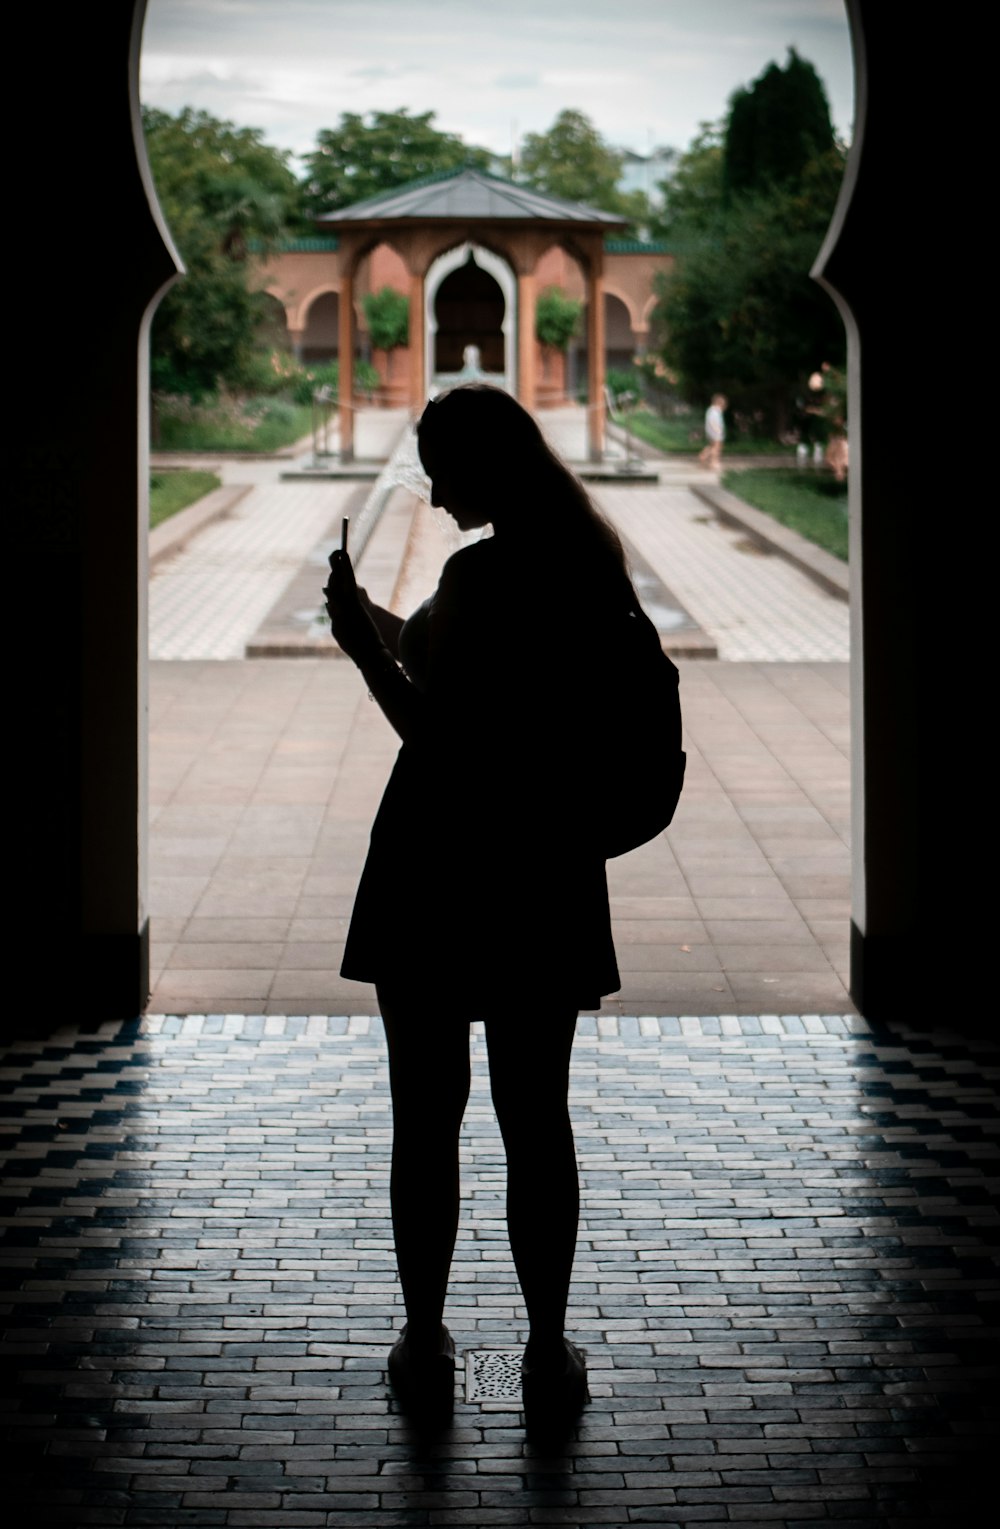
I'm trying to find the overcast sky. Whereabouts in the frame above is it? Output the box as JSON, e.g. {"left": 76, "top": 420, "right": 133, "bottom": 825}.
{"left": 141, "top": 0, "right": 854, "bottom": 170}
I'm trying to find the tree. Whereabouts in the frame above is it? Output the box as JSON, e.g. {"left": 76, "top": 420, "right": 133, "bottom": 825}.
{"left": 651, "top": 121, "right": 725, "bottom": 243}
{"left": 143, "top": 107, "right": 300, "bottom": 399}
{"left": 724, "top": 49, "right": 836, "bottom": 197}
{"left": 519, "top": 109, "right": 623, "bottom": 206}
{"left": 535, "top": 287, "right": 582, "bottom": 383}
{"left": 653, "top": 159, "right": 846, "bottom": 433}
{"left": 649, "top": 54, "right": 845, "bottom": 434}
{"left": 301, "top": 109, "right": 492, "bottom": 217}
{"left": 517, "top": 109, "right": 649, "bottom": 234}
{"left": 362, "top": 286, "right": 410, "bottom": 386}
{"left": 535, "top": 287, "right": 582, "bottom": 352}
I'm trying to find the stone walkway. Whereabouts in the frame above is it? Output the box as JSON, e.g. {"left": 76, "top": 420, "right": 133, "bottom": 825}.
{"left": 147, "top": 407, "right": 853, "bottom": 1017}
{"left": 149, "top": 656, "right": 850, "bottom": 1017}
{"left": 4, "top": 1011, "right": 997, "bottom": 1526}
{"left": 149, "top": 408, "right": 849, "bottom": 664}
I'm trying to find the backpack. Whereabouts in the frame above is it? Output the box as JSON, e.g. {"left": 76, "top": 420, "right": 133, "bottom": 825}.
{"left": 596, "top": 601, "right": 686, "bottom": 859}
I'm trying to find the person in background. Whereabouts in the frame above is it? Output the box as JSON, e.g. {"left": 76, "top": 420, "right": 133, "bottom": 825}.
{"left": 698, "top": 393, "right": 727, "bottom": 471}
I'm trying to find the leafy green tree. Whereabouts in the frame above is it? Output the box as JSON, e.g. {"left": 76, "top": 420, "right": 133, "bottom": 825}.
{"left": 650, "top": 53, "right": 845, "bottom": 435}
{"left": 143, "top": 107, "right": 299, "bottom": 399}
{"left": 301, "top": 109, "right": 492, "bottom": 217}
{"left": 362, "top": 287, "right": 410, "bottom": 352}
{"left": 517, "top": 109, "right": 648, "bottom": 234}
{"left": 652, "top": 121, "right": 725, "bottom": 242}
{"left": 654, "top": 148, "right": 846, "bottom": 434}
{"left": 725, "top": 48, "right": 835, "bottom": 197}
{"left": 535, "top": 287, "right": 582, "bottom": 351}
{"left": 519, "top": 109, "right": 624, "bottom": 206}
{"left": 362, "top": 286, "right": 410, "bottom": 387}
{"left": 535, "top": 286, "right": 582, "bottom": 384}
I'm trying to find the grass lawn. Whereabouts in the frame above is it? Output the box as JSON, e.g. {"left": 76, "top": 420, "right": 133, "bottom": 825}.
{"left": 615, "top": 407, "right": 795, "bottom": 458}
{"left": 155, "top": 401, "right": 314, "bottom": 453}
{"left": 722, "top": 466, "right": 848, "bottom": 561}
{"left": 149, "top": 470, "right": 221, "bottom": 530}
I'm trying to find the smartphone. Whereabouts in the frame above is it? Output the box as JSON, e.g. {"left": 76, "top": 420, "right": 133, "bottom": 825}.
{"left": 341, "top": 517, "right": 350, "bottom": 556}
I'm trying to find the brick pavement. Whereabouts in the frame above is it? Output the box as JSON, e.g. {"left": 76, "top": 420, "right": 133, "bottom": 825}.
{"left": 4, "top": 1012, "right": 997, "bottom": 1526}
{"left": 149, "top": 657, "right": 851, "bottom": 1017}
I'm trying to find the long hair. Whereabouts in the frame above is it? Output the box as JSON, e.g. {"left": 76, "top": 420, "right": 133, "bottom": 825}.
{"left": 416, "top": 384, "right": 635, "bottom": 598}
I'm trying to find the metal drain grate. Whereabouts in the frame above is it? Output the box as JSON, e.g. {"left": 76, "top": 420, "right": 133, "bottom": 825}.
{"left": 465, "top": 1348, "right": 523, "bottom": 1407}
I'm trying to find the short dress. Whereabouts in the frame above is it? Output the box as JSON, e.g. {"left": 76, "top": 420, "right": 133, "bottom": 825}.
{"left": 340, "top": 534, "right": 621, "bottom": 1013}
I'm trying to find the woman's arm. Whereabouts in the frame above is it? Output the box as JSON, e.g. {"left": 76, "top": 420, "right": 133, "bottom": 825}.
{"left": 326, "top": 553, "right": 422, "bottom": 742}
{"left": 358, "top": 590, "right": 404, "bottom": 657}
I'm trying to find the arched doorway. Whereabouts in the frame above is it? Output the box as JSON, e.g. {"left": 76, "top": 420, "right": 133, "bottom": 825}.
{"left": 604, "top": 291, "right": 635, "bottom": 374}
{"left": 425, "top": 242, "right": 516, "bottom": 397}
{"left": 300, "top": 290, "right": 340, "bottom": 362}
{"left": 258, "top": 292, "right": 291, "bottom": 354}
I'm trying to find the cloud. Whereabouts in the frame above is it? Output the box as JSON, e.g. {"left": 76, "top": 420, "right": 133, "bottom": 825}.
{"left": 141, "top": 0, "right": 855, "bottom": 161}
{"left": 493, "top": 73, "right": 540, "bottom": 90}
{"left": 349, "top": 64, "right": 409, "bottom": 82}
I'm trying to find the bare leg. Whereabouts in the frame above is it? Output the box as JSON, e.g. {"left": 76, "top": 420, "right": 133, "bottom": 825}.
{"left": 484, "top": 1010, "right": 579, "bottom": 1364}
{"left": 378, "top": 988, "right": 471, "bottom": 1351}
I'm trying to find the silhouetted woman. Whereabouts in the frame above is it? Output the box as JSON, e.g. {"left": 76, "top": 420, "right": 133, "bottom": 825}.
{"left": 325, "top": 384, "right": 637, "bottom": 1433}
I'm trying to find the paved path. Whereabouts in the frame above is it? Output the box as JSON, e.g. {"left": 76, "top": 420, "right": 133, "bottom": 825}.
{"left": 150, "top": 411, "right": 409, "bottom": 660}
{"left": 542, "top": 409, "right": 849, "bottom": 662}
{"left": 147, "top": 407, "right": 853, "bottom": 1015}
{"left": 5, "top": 1010, "right": 996, "bottom": 1526}
{"left": 149, "top": 656, "right": 851, "bottom": 1016}
{"left": 149, "top": 469, "right": 357, "bottom": 659}
{"left": 149, "top": 406, "right": 849, "bottom": 664}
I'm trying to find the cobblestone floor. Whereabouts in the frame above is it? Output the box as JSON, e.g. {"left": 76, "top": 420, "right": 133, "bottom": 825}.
{"left": 3, "top": 1014, "right": 997, "bottom": 1526}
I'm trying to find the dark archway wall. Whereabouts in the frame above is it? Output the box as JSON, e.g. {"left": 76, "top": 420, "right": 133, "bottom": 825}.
{"left": 814, "top": 2, "right": 986, "bottom": 1022}
{"left": 8, "top": 2, "right": 987, "bottom": 1033}
{"left": 12, "top": 0, "right": 178, "bottom": 1032}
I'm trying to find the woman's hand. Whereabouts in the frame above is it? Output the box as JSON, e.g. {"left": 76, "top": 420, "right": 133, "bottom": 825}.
{"left": 324, "top": 550, "right": 379, "bottom": 663}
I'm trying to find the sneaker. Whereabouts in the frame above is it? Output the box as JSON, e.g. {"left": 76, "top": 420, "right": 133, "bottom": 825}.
{"left": 387, "top": 1324, "right": 456, "bottom": 1420}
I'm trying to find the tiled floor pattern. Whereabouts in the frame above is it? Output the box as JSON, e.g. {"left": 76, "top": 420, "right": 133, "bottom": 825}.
{"left": 594, "top": 487, "right": 849, "bottom": 664}
{"left": 150, "top": 478, "right": 358, "bottom": 660}
{"left": 3, "top": 1013, "right": 997, "bottom": 1526}
{"left": 150, "top": 407, "right": 848, "bottom": 667}
{"left": 149, "top": 659, "right": 852, "bottom": 1017}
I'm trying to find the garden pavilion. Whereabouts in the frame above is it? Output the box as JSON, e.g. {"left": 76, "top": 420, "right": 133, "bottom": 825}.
{"left": 262, "top": 166, "right": 651, "bottom": 462}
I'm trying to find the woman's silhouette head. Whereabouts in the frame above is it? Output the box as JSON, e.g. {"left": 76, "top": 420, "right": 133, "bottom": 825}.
{"left": 416, "top": 384, "right": 630, "bottom": 584}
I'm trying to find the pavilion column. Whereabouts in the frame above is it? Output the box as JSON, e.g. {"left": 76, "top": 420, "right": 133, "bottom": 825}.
{"left": 408, "top": 270, "right": 426, "bottom": 410}
{"left": 586, "top": 259, "right": 606, "bottom": 461}
{"left": 338, "top": 271, "right": 354, "bottom": 463}
{"left": 517, "top": 269, "right": 537, "bottom": 409}
{"left": 289, "top": 328, "right": 305, "bottom": 363}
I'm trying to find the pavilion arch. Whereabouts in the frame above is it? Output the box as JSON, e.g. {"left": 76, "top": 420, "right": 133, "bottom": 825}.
{"left": 251, "top": 289, "right": 292, "bottom": 355}
{"left": 604, "top": 291, "right": 636, "bottom": 373}
{"left": 300, "top": 290, "right": 341, "bottom": 362}
{"left": 295, "top": 282, "right": 342, "bottom": 336}
{"left": 425, "top": 241, "right": 516, "bottom": 398}
{"left": 316, "top": 170, "right": 625, "bottom": 459}
{"left": 603, "top": 282, "right": 642, "bottom": 335}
